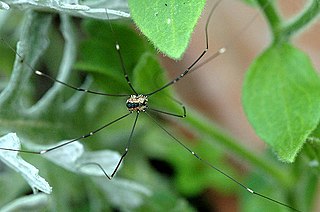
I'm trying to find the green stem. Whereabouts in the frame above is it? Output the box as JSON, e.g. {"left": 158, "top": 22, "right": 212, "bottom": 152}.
{"left": 304, "top": 141, "right": 320, "bottom": 173}
{"left": 256, "top": 0, "right": 282, "bottom": 42}
{"left": 183, "top": 108, "right": 295, "bottom": 188}
{"left": 257, "top": 0, "right": 320, "bottom": 44}
{"left": 282, "top": 0, "right": 320, "bottom": 38}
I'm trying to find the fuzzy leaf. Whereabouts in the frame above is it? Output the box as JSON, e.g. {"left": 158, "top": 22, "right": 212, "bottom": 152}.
{"left": 32, "top": 141, "right": 121, "bottom": 176}
{"left": 2, "top": 0, "right": 129, "bottom": 20}
{"left": 77, "top": 150, "right": 122, "bottom": 176}
{"left": 243, "top": 44, "right": 320, "bottom": 162}
{"left": 0, "top": 133, "right": 52, "bottom": 194}
{"left": 41, "top": 140, "right": 84, "bottom": 172}
{"left": 0, "top": 194, "right": 49, "bottom": 212}
{"left": 95, "top": 177, "right": 151, "bottom": 210}
{"left": 128, "top": 0, "right": 206, "bottom": 59}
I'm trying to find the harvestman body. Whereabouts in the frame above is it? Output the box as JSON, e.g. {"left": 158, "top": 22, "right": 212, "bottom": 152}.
{"left": 0, "top": 1, "right": 301, "bottom": 211}
{"left": 126, "top": 95, "right": 148, "bottom": 112}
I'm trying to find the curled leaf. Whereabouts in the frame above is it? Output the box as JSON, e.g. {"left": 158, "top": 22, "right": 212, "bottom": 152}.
{"left": 1, "top": 193, "right": 49, "bottom": 212}
{"left": 0, "top": 133, "right": 52, "bottom": 194}
{"left": 38, "top": 140, "right": 121, "bottom": 176}
{"left": 95, "top": 177, "right": 151, "bottom": 209}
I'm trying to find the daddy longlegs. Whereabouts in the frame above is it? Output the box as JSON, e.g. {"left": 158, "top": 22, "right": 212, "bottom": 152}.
{"left": 0, "top": 0, "right": 301, "bottom": 211}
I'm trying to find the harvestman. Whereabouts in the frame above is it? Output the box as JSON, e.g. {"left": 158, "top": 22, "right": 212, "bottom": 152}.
{"left": 0, "top": 1, "right": 301, "bottom": 211}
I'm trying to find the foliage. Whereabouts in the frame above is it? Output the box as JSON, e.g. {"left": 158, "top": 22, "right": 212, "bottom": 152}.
{"left": 243, "top": 44, "right": 320, "bottom": 162}
{"left": 242, "top": 0, "right": 320, "bottom": 163}
{"left": 0, "top": 0, "right": 319, "bottom": 212}
{"left": 128, "top": 0, "right": 206, "bottom": 59}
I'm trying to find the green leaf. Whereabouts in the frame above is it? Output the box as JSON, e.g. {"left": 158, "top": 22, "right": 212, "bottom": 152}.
{"left": 128, "top": 0, "right": 206, "bottom": 59}
{"left": 239, "top": 173, "right": 289, "bottom": 212}
{"left": 132, "top": 52, "right": 167, "bottom": 94}
{"left": 294, "top": 164, "right": 319, "bottom": 212}
{"left": 242, "top": 43, "right": 320, "bottom": 162}
{"left": 75, "top": 20, "right": 153, "bottom": 94}
{"left": 142, "top": 129, "right": 237, "bottom": 196}
{"left": 170, "top": 139, "right": 237, "bottom": 196}
{"left": 140, "top": 184, "right": 195, "bottom": 212}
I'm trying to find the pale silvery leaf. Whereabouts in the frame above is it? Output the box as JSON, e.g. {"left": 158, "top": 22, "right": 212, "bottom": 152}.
{"left": 33, "top": 140, "right": 121, "bottom": 176}
{"left": 2, "top": 0, "right": 130, "bottom": 19}
{"left": 42, "top": 140, "right": 84, "bottom": 172}
{"left": 0, "top": 1, "right": 9, "bottom": 10}
{"left": 0, "top": 133, "right": 52, "bottom": 194}
{"left": 0, "top": 193, "right": 49, "bottom": 212}
{"left": 77, "top": 150, "right": 121, "bottom": 176}
{"left": 95, "top": 177, "right": 152, "bottom": 210}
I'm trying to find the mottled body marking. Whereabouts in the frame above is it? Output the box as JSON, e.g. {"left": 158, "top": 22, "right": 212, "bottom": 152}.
{"left": 126, "top": 94, "right": 148, "bottom": 112}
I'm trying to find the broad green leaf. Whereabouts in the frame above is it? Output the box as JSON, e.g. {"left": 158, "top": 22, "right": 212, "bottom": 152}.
{"left": 128, "top": 0, "right": 206, "bottom": 59}
{"left": 132, "top": 52, "right": 167, "bottom": 94}
{"left": 239, "top": 173, "right": 289, "bottom": 212}
{"left": 242, "top": 44, "right": 320, "bottom": 162}
{"left": 170, "top": 139, "right": 237, "bottom": 195}
{"left": 75, "top": 20, "right": 153, "bottom": 94}
{"left": 142, "top": 128, "right": 237, "bottom": 196}
{"left": 139, "top": 181, "right": 195, "bottom": 212}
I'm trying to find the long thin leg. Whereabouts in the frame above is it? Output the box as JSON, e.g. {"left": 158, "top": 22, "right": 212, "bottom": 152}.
{"left": 192, "top": 0, "right": 271, "bottom": 72}
{"left": 34, "top": 71, "right": 129, "bottom": 97}
{"left": 148, "top": 107, "right": 186, "bottom": 118}
{"left": 190, "top": 48, "right": 226, "bottom": 74}
{"left": 148, "top": 94, "right": 187, "bottom": 118}
{"left": 145, "top": 112, "right": 301, "bottom": 212}
{"left": 105, "top": 11, "right": 138, "bottom": 95}
{"left": 110, "top": 112, "right": 139, "bottom": 178}
{"left": 146, "top": 0, "right": 225, "bottom": 97}
{"left": 81, "top": 112, "right": 140, "bottom": 180}
{"left": 0, "top": 112, "right": 132, "bottom": 154}
{"left": 0, "top": 38, "right": 129, "bottom": 97}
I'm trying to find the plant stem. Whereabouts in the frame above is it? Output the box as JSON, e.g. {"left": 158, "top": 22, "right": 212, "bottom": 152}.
{"left": 256, "top": 0, "right": 282, "bottom": 43}
{"left": 282, "top": 0, "right": 320, "bottom": 38}
{"left": 183, "top": 108, "right": 296, "bottom": 188}
{"left": 257, "top": 0, "right": 320, "bottom": 44}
